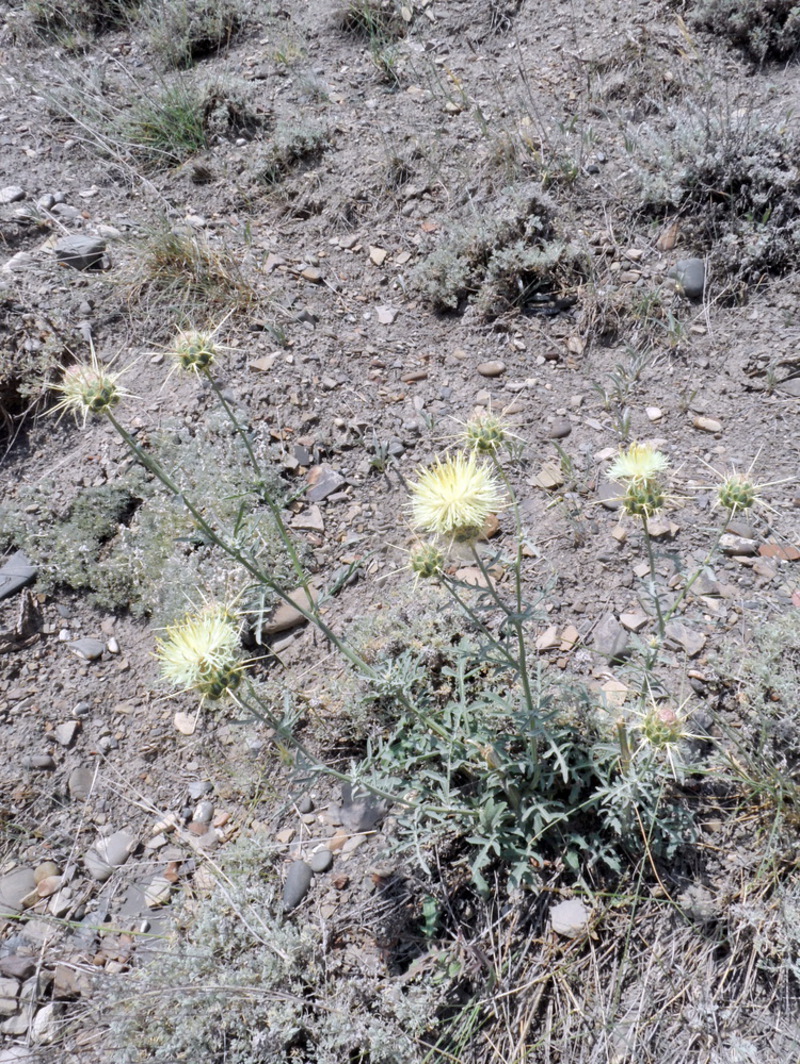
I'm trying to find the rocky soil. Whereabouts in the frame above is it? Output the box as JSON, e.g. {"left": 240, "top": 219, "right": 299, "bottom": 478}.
{"left": 0, "top": 0, "right": 799, "bottom": 1061}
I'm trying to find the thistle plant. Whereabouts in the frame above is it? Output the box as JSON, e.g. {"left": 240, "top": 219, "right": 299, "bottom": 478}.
{"left": 156, "top": 604, "right": 243, "bottom": 701}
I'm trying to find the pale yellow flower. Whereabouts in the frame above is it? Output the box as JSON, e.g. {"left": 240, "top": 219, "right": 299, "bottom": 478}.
{"left": 608, "top": 442, "right": 669, "bottom": 486}
{"left": 409, "top": 452, "right": 504, "bottom": 542}
{"left": 156, "top": 605, "right": 242, "bottom": 701}
{"left": 51, "top": 349, "right": 128, "bottom": 425}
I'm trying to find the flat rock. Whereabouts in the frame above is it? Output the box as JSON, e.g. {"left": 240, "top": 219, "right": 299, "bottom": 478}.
{"left": 0, "top": 186, "right": 25, "bottom": 204}
{"left": 53, "top": 721, "right": 80, "bottom": 747}
{"left": 263, "top": 585, "right": 319, "bottom": 635}
{"left": 665, "top": 621, "right": 706, "bottom": 658}
{"left": 692, "top": 415, "right": 722, "bottom": 434}
{"left": 598, "top": 480, "right": 621, "bottom": 510}
{"left": 306, "top": 464, "right": 345, "bottom": 502}
{"left": 550, "top": 898, "right": 590, "bottom": 937}
{"left": 67, "top": 637, "right": 105, "bottom": 661}
{"left": 0, "top": 551, "right": 36, "bottom": 600}
{"left": 290, "top": 505, "right": 325, "bottom": 533}
{"left": 283, "top": 861, "right": 313, "bottom": 910}
{"left": 593, "top": 614, "right": 630, "bottom": 661}
{"left": 31, "top": 1002, "right": 63, "bottom": 1045}
{"left": 53, "top": 235, "right": 106, "bottom": 271}
{"left": 0, "top": 868, "right": 36, "bottom": 916}
{"left": 536, "top": 625, "right": 561, "bottom": 652}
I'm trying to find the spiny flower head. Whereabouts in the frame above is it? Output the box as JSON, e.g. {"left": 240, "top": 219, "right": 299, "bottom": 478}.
{"left": 409, "top": 542, "right": 444, "bottom": 580}
{"left": 51, "top": 351, "right": 127, "bottom": 425}
{"left": 621, "top": 480, "right": 666, "bottom": 520}
{"left": 156, "top": 605, "right": 242, "bottom": 701}
{"left": 717, "top": 473, "right": 757, "bottom": 514}
{"left": 409, "top": 452, "right": 504, "bottom": 542}
{"left": 169, "top": 329, "right": 218, "bottom": 374}
{"left": 608, "top": 442, "right": 669, "bottom": 486}
{"left": 462, "top": 413, "right": 509, "bottom": 456}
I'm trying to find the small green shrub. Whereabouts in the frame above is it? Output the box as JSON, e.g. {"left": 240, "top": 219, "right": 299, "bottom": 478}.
{"left": 252, "top": 123, "right": 329, "bottom": 187}
{"left": 410, "top": 183, "right": 585, "bottom": 316}
{"left": 104, "top": 836, "right": 446, "bottom": 1063}
{"left": 633, "top": 105, "right": 800, "bottom": 286}
{"left": 690, "top": 0, "right": 800, "bottom": 62}
{"left": 146, "top": 0, "right": 247, "bottom": 69}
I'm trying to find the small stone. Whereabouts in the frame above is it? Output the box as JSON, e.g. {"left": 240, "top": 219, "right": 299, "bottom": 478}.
{"left": 476, "top": 360, "right": 506, "bottom": 377}
{"left": 0, "top": 869, "right": 36, "bottom": 916}
{"left": 593, "top": 614, "right": 630, "bottom": 661}
{"left": 620, "top": 610, "right": 648, "bottom": 633}
{"left": 193, "top": 800, "right": 214, "bottom": 824}
{"left": 545, "top": 417, "right": 572, "bottom": 439}
{"left": 21, "top": 754, "right": 55, "bottom": 770}
{"left": 720, "top": 534, "right": 758, "bottom": 556}
{"left": 306, "top": 464, "right": 346, "bottom": 503}
{"left": 106, "top": 637, "right": 119, "bottom": 654}
{"left": 550, "top": 898, "right": 590, "bottom": 937}
{"left": 67, "top": 637, "right": 104, "bottom": 661}
{"left": 560, "top": 625, "right": 580, "bottom": 651}
{"left": 187, "top": 780, "right": 213, "bottom": 800}
{"left": 33, "top": 862, "right": 60, "bottom": 886}
{"left": 84, "top": 830, "right": 136, "bottom": 881}
{"left": 283, "top": 861, "right": 313, "bottom": 910}
{"left": 68, "top": 766, "right": 95, "bottom": 800}
{"left": 264, "top": 585, "right": 319, "bottom": 635}
{"left": 0, "top": 979, "right": 20, "bottom": 1016}
{"left": 35, "top": 875, "right": 62, "bottom": 899}
{"left": 533, "top": 463, "right": 565, "bottom": 490}
{"left": 174, "top": 712, "right": 196, "bottom": 736}
{"left": 31, "top": 1002, "right": 63, "bottom": 1045}
{"left": 536, "top": 625, "right": 561, "bottom": 652}
{"left": 276, "top": 828, "right": 295, "bottom": 846}
{"left": 599, "top": 480, "right": 621, "bottom": 510}
{"left": 290, "top": 506, "right": 325, "bottom": 533}
{"left": 342, "top": 833, "right": 367, "bottom": 853}
{"left": 0, "top": 551, "right": 36, "bottom": 600}
{"left": 144, "top": 875, "right": 174, "bottom": 908}
{"left": 53, "top": 235, "right": 106, "bottom": 271}
{"left": 300, "top": 265, "right": 322, "bottom": 283}
{"left": 369, "top": 246, "right": 387, "bottom": 266}
{"left": 665, "top": 621, "right": 707, "bottom": 658}
{"left": 0, "top": 957, "right": 35, "bottom": 981}
{"left": 297, "top": 795, "right": 314, "bottom": 814}
{"left": 0, "top": 186, "right": 25, "bottom": 204}
{"left": 376, "top": 305, "right": 398, "bottom": 325}
{"left": 309, "top": 849, "right": 333, "bottom": 874}
{"left": 53, "top": 721, "right": 80, "bottom": 748}
{"left": 668, "top": 258, "right": 705, "bottom": 300}
{"left": 758, "top": 542, "right": 800, "bottom": 561}
{"left": 646, "top": 406, "right": 663, "bottom": 421}
{"left": 692, "top": 415, "right": 722, "bottom": 434}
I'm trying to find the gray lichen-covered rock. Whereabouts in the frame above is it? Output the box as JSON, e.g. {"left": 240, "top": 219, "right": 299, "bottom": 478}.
{"left": 54, "top": 235, "right": 107, "bottom": 271}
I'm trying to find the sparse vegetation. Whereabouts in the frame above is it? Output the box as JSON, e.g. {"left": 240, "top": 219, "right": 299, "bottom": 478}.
{"left": 690, "top": 0, "right": 800, "bottom": 62}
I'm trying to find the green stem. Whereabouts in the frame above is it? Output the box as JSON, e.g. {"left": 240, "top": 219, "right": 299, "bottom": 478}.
{"left": 202, "top": 369, "right": 312, "bottom": 600}
{"left": 642, "top": 515, "right": 666, "bottom": 642}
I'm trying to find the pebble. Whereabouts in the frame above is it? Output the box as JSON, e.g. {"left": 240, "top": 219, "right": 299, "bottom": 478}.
{"left": 0, "top": 957, "right": 35, "bottom": 981}
{"left": 0, "top": 186, "right": 24, "bottom": 204}
{"left": 53, "top": 721, "right": 80, "bottom": 747}
{"left": 476, "top": 361, "right": 506, "bottom": 377}
{"left": 598, "top": 481, "right": 621, "bottom": 510}
{"left": 692, "top": 415, "right": 722, "bottom": 434}
{"left": 68, "top": 766, "right": 95, "bottom": 800}
{"left": 536, "top": 625, "right": 561, "bottom": 651}
{"left": 550, "top": 898, "right": 590, "bottom": 938}
{"left": 646, "top": 406, "right": 663, "bottom": 421}
{"left": 187, "top": 780, "right": 213, "bottom": 800}
{"left": 53, "top": 235, "right": 106, "bottom": 271}
{"left": 283, "top": 861, "right": 313, "bottom": 910}
{"left": 306, "top": 464, "right": 346, "bottom": 502}
{"left": 297, "top": 795, "right": 314, "bottom": 814}
{"left": 264, "top": 585, "right": 318, "bottom": 635}
{"left": 0, "top": 980, "right": 19, "bottom": 1016}
{"left": 720, "top": 534, "right": 758, "bottom": 556}
{"left": 309, "top": 849, "right": 333, "bottom": 874}
{"left": 665, "top": 621, "right": 707, "bottom": 658}
{"left": 193, "top": 800, "right": 214, "bottom": 824}
{"left": 144, "top": 875, "right": 174, "bottom": 908}
{"left": 593, "top": 614, "right": 630, "bottom": 661}
{"left": 545, "top": 417, "right": 571, "bottom": 439}
{"left": 33, "top": 862, "right": 59, "bottom": 886}
{"left": 31, "top": 1002, "right": 62, "bottom": 1045}
{"left": 67, "top": 638, "right": 105, "bottom": 661}
{"left": 20, "top": 754, "right": 55, "bottom": 770}
{"left": 84, "top": 830, "right": 137, "bottom": 882}
{"left": 0, "top": 869, "right": 36, "bottom": 916}
{"left": 0, "top": 551, "right": 36, "bottom": 600}
{"left": 668, "top": 258, "right": 705, "bottom": 300}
